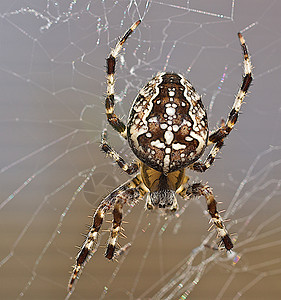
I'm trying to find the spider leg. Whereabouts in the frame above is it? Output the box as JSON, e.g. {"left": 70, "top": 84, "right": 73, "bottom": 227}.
{"left": 178, "top": 181, "right": 233, "bottom": 250}
{"left": 105, "top": 199, "right": 123, "bottom": 259}
{"left": 68, "top": 174, "right": 146, "bottom": 292}
{"left": 190, "top": 32, "right": 253, "bottom": 172}
{"left": 104, "top": 172, "right": 149, "bottom": 259}
{"left": 101, "top": 128, "right": 139, "bottom": 175}
{"left": 105, "top": 20, "right": 141, "bottom": 138}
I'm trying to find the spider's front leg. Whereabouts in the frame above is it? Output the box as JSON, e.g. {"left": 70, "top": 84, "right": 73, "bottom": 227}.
{"left": 68, "top": 175, "right": 146, "bottom": 292}
{"left": 105, "top": 20, "right": 141, "bottom": 138}
{"left": 190, "top": 32, "right": 253, "bottom": 173}
{"left": 178, "top": 182, "right": 233, "bottom": 250}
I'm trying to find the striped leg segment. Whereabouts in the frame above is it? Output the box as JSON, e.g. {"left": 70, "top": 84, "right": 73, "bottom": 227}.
{"left": 105, "top": 20, "right": 141, "bottom": 138}
{"left": 105, "top": 186, "right": 141, "bottom": 259}
{"left": 101, "top": 128, "right": 139, "bottom": 175}
{"left": 68, "top": 175, "right": 146, "bottom": 292}
{"left": 68, "top": 204, "right": 106, "bottom": 291}
{"left": 190, "top": 32, "right": 253, "bottom": 173}
{"left": 105, "top": 200, "right": 123, "bottom": 259}
{"left": 179, "top": 182, "right": 233, "bottom": 250}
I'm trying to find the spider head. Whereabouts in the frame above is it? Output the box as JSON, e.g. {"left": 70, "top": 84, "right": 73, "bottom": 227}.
{"left": 146, "top": 189, "right": 178, "bottom": 212}
{"left": 140, "top": 164, "right": 183, "bottom": 212}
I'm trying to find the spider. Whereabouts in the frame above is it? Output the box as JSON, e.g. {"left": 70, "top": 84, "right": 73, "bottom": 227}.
{"left": 68, "top": 20, "right": 252, "bottom": 291}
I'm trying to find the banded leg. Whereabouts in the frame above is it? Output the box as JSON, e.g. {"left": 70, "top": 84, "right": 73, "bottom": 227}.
{"left": 178, "top": 182, "right": 233, "bottom": 250}
{"left": 105, "top": 20, "right": 141, "bottom": 138}
{"left": 190, "top": 32, "right": 253, "bottom": 173}
{"left": 101, "top": 128, "right": 139, "bottom": 175}
{"left": 68, "top": 175, "right": 146, "bottom": 292}
{"left": 68, "top": 202, "right": 107, "bottom": 292}
{"left": 104, "top": 175, "right": 147, "bottom": 260}
{"left": 105, "top": 199, "right": 124, "bottom": 259}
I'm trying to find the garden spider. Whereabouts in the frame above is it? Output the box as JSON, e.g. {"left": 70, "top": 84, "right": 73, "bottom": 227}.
{"left": 68, "top": 20, "right": 252, "bottom": 291}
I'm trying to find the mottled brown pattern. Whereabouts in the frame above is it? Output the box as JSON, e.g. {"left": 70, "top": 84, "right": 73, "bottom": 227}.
{"left": 128, "top": 73, "right": 208, "bottom": 173}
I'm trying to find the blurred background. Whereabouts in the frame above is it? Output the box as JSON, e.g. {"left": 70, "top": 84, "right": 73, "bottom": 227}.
{"left": 0, "top": 1, "right": 281, "bottom": 299}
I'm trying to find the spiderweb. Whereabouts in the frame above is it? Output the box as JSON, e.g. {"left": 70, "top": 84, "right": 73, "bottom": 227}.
{"left": 1, "top": 0, "right": 281, "bottom": 299}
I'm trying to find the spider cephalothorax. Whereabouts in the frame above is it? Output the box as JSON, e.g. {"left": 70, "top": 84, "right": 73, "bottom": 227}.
{"left": 68, "top": 20, "right": 252, "bottom": 292}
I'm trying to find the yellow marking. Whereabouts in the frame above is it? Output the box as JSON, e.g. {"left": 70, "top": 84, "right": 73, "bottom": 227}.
{"left": 141, "top": 163, "right": 162, "bottom": 191}
{"left": 140, "top": 162, "right": 186, "bottom": 192}
{"left": 106, "top": 105, "right": 114, "bottom": 114}
{"left": 167, "top": 169, "right": 186, "bottom": 190}
{"left": 120, "top": 129, "right": 127, "bottom": 139}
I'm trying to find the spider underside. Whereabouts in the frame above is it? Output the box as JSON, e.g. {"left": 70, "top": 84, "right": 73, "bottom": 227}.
{"left": 68, "top": 20, "right": 252, "bottom": 292}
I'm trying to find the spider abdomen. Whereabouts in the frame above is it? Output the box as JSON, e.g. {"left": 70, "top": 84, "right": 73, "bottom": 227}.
{"left": 127, "top": 72, "right": 208, "bottom": 173}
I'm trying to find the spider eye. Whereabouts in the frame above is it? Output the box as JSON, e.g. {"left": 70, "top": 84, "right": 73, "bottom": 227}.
{"left": 147, "top": 189, "right": 177, "bottom": 211}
